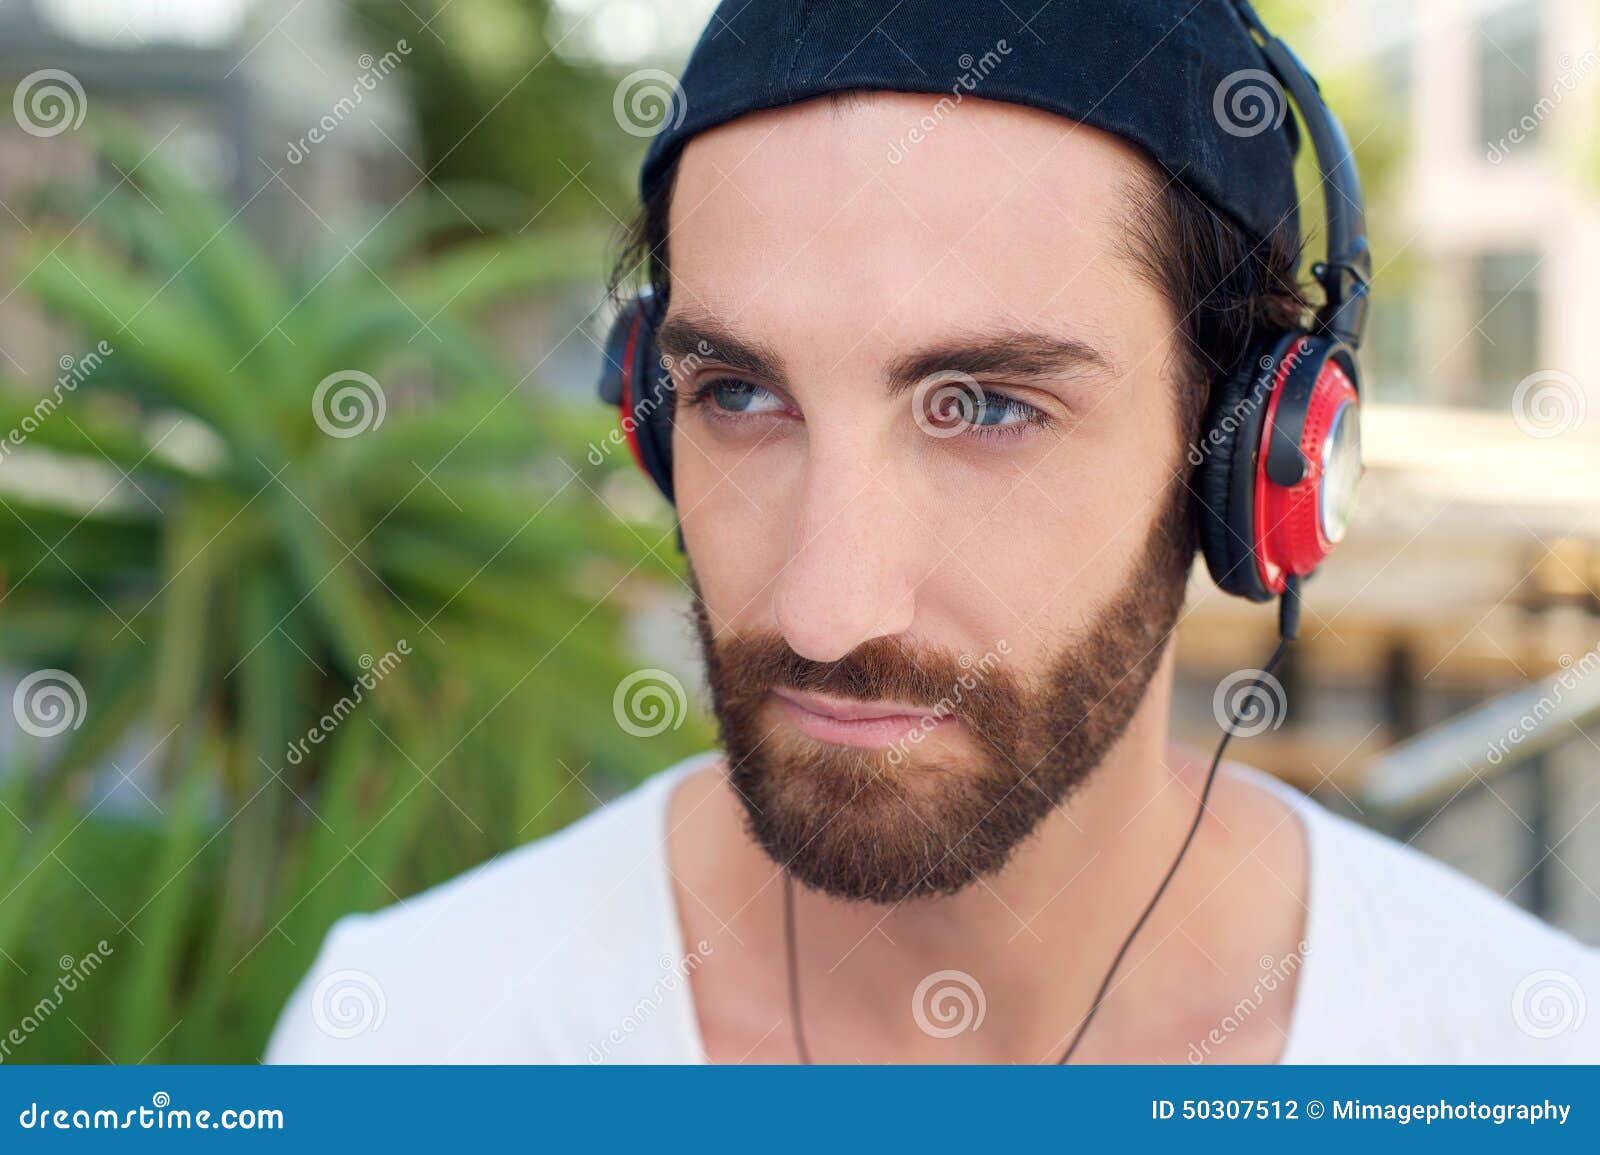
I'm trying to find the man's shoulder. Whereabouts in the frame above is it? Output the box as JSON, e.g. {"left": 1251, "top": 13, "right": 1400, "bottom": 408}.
{"left": 264, "top": 754, "right": 716, "bottom": 1063}
{"left": 1261, "top": 769, "right": 1600, "bottom": 1062}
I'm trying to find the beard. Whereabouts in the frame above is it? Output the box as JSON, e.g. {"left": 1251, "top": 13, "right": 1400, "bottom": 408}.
{"left": 689, "top": 472, "right": 1197, "bottom": 905}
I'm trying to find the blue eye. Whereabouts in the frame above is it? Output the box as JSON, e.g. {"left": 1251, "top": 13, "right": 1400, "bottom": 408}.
{"left": 966, "top": 393, "right": 1047, "bottom": 432}
{"left": 707, "top": 379, "right": 784, "bottom": 414}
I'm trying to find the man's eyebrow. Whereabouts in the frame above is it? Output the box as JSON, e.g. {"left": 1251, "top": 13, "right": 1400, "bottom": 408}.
{"left": 885, "top": 329, "right": 1117, "bottom": 397}
{"left": 654, "top": 314, "right": 1115, "bottom": 396}
{"left": 654, "top": 314, "right": 788, "bottom": 385}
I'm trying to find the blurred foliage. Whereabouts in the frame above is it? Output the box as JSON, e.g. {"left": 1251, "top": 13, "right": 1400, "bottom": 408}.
{"left": 0, "top": 129, "right": 707, "bottom": 1063}
{"left": 345, "top": 0, "right": 640, "bottom": 234}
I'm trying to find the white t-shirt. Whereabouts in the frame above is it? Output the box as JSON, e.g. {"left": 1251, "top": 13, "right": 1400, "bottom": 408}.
{"left": 265, "top": 750, "right": 1600, "bottom": 1064}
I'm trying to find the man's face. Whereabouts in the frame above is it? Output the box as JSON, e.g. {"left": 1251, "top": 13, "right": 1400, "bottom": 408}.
{"left": 661, "top": 93, "right": 1197, "bottom": 903}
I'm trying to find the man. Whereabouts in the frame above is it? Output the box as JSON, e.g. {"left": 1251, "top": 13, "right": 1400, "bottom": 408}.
{"left": 267, "top": 0, "right": 1600, "bottom": 1063}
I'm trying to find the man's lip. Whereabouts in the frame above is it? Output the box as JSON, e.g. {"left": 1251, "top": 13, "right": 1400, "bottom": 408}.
{"left": 771, "top": 687, "right": 939, "bottom": 722}
{"left": 770, "top": 687, "right": 953, "bottom": 750}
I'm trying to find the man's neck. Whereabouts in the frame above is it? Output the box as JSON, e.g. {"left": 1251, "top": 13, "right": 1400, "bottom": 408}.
{"left": 665, "top": 660, "right": 1310, "bottom": 1064}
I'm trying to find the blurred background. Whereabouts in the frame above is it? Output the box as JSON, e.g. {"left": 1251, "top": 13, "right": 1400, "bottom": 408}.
{"left": 0, "top": 0, "right": 1594, "bottom": 1063}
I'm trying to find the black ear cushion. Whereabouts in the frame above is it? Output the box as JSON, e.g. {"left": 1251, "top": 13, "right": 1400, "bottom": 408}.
{"left": 1193, "top": 330, "right": 1302, "bottom": 602}
{"left": 632, "top": 292, "right": 676, "bottom": 504}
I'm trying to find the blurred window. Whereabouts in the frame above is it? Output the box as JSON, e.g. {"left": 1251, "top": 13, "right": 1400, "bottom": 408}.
{"left": 1476, "top": 1, "right": 1542, "bottom": 153}
{"left": 1470, "top": 249, "right": 1542, "bottom": 406}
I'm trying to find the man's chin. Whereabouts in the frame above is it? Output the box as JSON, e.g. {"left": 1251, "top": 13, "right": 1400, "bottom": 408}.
{"left": 726, "top": 720, "right": 1021, "bottom": 904}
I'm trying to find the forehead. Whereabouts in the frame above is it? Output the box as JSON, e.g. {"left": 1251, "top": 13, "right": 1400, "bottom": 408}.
{"left": 666, "top": 91, "right": 1167, "bottom": 356}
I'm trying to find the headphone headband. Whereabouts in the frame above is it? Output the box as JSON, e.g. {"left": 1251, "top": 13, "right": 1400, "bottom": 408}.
{"left": 1231, "top": 0, "right": 1372, "bottom": 352}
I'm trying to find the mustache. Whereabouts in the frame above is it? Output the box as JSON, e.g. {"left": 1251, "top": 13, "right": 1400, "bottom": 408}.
{"left": 693, "top": 607, "right": 1018, "bottom": 725}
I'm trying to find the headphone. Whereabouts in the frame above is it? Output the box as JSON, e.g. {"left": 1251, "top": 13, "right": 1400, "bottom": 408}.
{"left": 597, "top": 0, "right": 1371, "bottom": 606}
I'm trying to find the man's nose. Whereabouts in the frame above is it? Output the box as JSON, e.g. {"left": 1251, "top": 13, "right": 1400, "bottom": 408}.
{"left": 771, "top": 448, "right": 918, "bottom": 663}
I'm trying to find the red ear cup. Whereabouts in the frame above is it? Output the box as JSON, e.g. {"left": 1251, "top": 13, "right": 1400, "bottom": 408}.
{"left": 1252, "top": 340, "right": 1361, "bottom": 594}
{"left": 1194, "top": 331, "right": 1363, "bottom": 602}
{"left": 615, "top": 309, "right": 652, "bottom": 480}
{"left": 597, "top": 290, "right": 676, "bottom": 503}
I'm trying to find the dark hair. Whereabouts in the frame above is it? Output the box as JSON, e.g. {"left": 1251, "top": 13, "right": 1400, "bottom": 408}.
{"left": 607, "top": 115, "right": 1313, "bottom": 456}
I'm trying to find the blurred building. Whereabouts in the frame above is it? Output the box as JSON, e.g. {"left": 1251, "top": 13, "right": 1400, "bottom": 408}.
{"left": 0, "top": 0, "right": 416, "bottom": 376}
